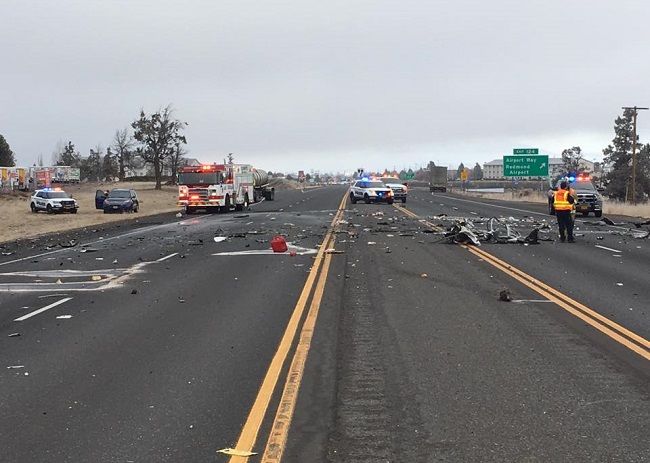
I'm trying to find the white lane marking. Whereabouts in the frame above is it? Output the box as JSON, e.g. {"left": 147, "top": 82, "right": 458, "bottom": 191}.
{"left": 436, "top": 195, "right": 549, "bottom": 216}
{"left": 511, "top": 300, "right": 554, "bottom": 304}
{"left": 0, "top": 221, "right": 184, "bottom": 267}
{"left": 213, "top": 244, "right": 318, "bottom": 256}
{"left": 156, "top": 253, "right": 178, "bottom": 262}
{"left": 595, "top": 245, "right": 622, "bottom": 253}
{"left": 14, "top": 297, "right": 73, "bottom": 321}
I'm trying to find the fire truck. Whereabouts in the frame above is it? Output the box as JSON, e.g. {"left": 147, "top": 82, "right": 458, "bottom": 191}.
{"left": 177, "top": 163, "right": 258, "bottom": 214}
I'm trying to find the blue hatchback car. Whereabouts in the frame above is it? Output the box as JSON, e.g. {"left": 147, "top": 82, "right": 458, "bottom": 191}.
{"left": 99, "top": 189, "right": 140, "bottom": 213}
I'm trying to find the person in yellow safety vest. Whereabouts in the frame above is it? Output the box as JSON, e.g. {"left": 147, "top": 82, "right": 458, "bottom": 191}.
{"left": 566, "top": 178, "right": 577, "bottom": 223}
{"left": 553, "top": 180, "right": 576, "bottom": 243}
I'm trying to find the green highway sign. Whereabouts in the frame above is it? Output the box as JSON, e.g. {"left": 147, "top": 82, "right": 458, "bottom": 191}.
{"left": 513, "top": 148, "right": 539, "bottom": 155}
{"left": 503, "top": 154, "right": 549, "bottom": 177}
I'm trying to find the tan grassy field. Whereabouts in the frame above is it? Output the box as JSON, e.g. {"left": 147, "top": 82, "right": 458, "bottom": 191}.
{"left": 0, "top": 182, "right": 179, "bottom": 244}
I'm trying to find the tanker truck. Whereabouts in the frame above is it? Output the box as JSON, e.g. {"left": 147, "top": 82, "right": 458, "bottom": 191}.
{"left": 252, "top": 168, "right": 275, "bottom": 202}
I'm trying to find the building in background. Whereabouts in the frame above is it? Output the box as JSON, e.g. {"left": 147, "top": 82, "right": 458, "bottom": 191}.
{"left": 482, "top": 158, "right": 595, "bottom": 180}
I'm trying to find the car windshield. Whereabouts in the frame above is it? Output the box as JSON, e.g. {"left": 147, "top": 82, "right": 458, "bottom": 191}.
{"left": 108, "top": 190, "right": 131, "bottom": 199}
{"left": 555, "top": 180, "right": 596, "bottom": 191}
{"left": 361, "top": 182, "right": 386, "bottom": 188}
{"left": 47, "top": 191, "right": 70, "bottom": 199}
{"left": 572, "top": 180, "right": 596, "bottom": 191}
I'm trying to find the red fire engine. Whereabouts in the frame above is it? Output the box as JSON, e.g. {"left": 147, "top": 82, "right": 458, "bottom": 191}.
{"left": 177, "top": 164, "right": 254, "bottom": 214}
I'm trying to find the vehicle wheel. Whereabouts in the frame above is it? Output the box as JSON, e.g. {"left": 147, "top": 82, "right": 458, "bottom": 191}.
{"left": 582, "top": 212, "right": 589, "bottom": 217}
{"left": 185, "top": 206, "right": 195, "bottom": 214}
{"left": 350, "top": 193, "right": 357, "bottom": 204}
{"left": 46, "top": 204, "right": 53, "bottom": 214}
{"left": 70, "top": 209, "right": 77, "bottom": 214}
{"left": 364, "top": 194, "right": 371, "bottom": 204}
{"left": 387, "top": 199, "right": 394, "bottom": 205}
{"left": 221, "top": 195, "right": 230, "bottom": 213}
{"left": 595, "top": 210, "right": 602, "bottom": 217}
{"left": 133, "top": 202, "right": 139, "bottom": 212}
{"left": 30, "top": 203, "right": 38, "bottom": 213}
{"left": 104, "top": 209, "right": 108, "bottom": 214}
{"left": 401, "top": 198, "right": 407, "bottom": 203}
{"left": 244, "top": 194, "right": 250, "bottom": 209}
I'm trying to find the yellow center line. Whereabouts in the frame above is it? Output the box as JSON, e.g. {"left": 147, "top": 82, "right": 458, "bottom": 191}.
{"left": 395, "top": 205, "right": 650, "bottom": 361}
{"left": 261, "top": 230, "right": 334, "bottom": 462}
{"left": 226, "top": 193, "right": 348, "bottom": 462}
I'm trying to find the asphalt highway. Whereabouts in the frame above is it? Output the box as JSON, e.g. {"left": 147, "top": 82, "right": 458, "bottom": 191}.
{"left": 0, "top": 185, "right": 648, "bottom": 462}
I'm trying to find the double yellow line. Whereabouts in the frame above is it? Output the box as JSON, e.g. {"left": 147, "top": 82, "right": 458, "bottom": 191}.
{"left": 227, "top": 194, "right": 348, "bottom": 462}
{"left": 398, "top": 205, "right": 650, "bottom": 361}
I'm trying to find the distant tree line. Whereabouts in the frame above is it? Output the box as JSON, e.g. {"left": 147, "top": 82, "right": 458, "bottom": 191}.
{"left": 2, "top": 108, "right": 650, "bottom": 199}
{"left": 0, "top": 104, "right": 186, "bottom": 190}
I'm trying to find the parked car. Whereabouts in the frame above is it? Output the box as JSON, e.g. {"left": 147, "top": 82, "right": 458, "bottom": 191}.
{"left": 30, "top": 188, "right": 79, "bottom": 214}
{"left": 101, "top": 189, "right": 139, "bottom": 213}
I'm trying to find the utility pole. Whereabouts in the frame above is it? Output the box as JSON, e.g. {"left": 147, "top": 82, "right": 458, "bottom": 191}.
{"left": 622, "top": 106, "right": 648, "bottom": 204}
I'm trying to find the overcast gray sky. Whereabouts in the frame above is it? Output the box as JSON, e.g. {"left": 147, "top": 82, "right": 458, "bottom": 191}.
{"left": 2, "top": 0, "right": 650, "bottom": 175}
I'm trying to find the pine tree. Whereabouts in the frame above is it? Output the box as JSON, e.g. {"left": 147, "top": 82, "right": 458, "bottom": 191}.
{"left": 0, "top": 135, "right": 17, "bottom": 166}
{"left": 603, "top": 109, "right": 635, "bottom": 201}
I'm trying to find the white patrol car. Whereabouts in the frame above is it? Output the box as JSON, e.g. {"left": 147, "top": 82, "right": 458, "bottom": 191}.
{"left": 380, "top": 177, "right": 408, "bottom": 203}
{"left": 30, "top": 188, "right": 79, "bottom": 214}
{"left": 349, "top": 179, "right": 394, "bottom": 204}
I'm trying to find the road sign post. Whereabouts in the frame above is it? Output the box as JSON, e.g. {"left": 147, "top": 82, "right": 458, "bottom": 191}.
{"left": 503, "top": 153, "right": 548, "bottom": 177}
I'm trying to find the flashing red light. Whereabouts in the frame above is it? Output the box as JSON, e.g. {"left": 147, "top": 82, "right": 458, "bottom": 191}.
{"left": 190, "top": 194, "right": 200, "bottom": 200}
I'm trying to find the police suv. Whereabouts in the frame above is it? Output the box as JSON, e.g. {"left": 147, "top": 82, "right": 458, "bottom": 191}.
{"left": 349, "top": 179, "right": 394, "bottom": 204}
{"left": 548, "top": 175, "right": 602, "bottom": 217}
{"left": 30, "top": 188, "right": 79, "bottom": 214}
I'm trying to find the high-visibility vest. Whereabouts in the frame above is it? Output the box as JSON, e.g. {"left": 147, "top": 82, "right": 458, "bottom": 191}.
{"left": 554, "top": 189, "right": 572, "bottom": 211}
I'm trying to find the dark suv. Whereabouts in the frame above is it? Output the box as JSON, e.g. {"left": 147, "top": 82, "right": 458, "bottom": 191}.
{"left": 548, "top": 177, "right": 603, "bottom": 217}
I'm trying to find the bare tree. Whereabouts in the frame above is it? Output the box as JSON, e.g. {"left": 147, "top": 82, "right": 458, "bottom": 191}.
{"left": 131, "top": 105, "right": 187, "bottom": 189}
{"left": 167, "top": 139, "right": 187, "bottom": 185}
{"left": 111, "top": 128, "right": 135, "bottom": 181}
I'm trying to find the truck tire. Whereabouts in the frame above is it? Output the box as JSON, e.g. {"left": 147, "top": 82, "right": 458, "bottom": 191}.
{"left": 185, "top": 206, "right": 195, "bottom": 214}
{"left": 595, "top": 210, "right": 602, "bottom": 217}
{"left": 244, "top": 194, "right": 250, "bottom": 209}
{"left": 221, "top": 195, "right": 230, "bottom": 213}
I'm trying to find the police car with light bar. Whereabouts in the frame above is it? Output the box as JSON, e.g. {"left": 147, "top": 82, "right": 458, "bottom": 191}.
{"left": 349, "top": 178, "right": 394, "bottom": 204}
{"left": 548, "top": 174, "right": 602, "bottom": 217}
{"left": 30, "top": 188, "right": 79, "bottom": 214}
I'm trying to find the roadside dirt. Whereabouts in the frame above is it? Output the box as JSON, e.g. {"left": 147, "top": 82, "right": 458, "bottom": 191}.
{"left": 0, "top": 179, "right": 305, "bottom": 245}
{"left": 0, "top": 182, "right": 179, "bottom": 244}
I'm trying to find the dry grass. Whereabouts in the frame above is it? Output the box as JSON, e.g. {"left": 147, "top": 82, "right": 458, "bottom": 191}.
{"left": 0, "top": 178, "right": 305, "bottom": 245}
{"left": 0, "top": 182, "right": 178, "bottom": 244}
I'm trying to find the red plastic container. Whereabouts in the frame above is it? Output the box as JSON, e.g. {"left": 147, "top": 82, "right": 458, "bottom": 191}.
{"left": 271, "top": 236, "right": 288, "bottom": 253}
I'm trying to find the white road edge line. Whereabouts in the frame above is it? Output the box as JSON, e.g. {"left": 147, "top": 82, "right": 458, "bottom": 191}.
{"left": 594, "top": 245, "right": 622, "bottom": 253}
{"left": 14, "top": 297, "right": 73, "bottom": 322}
